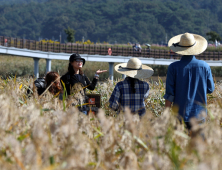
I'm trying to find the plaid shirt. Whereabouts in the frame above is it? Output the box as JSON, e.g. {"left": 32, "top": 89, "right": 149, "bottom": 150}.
{"left": 109, "top": 77, "right": 149, "bottom": 116}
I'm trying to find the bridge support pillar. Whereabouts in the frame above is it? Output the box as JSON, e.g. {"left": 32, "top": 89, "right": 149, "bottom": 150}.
{"left": 46, "top": 59, "right": 51, "bottom": 73}
{"left": 34, "top": 58, "right": 40, "bottom": 78}
{"left": 109, "top": 62, "right": 114, "bottom": 82}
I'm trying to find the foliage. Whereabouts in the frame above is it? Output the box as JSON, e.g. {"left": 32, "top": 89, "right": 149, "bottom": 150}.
{"left": 40, "top": 39, "right": 60, "bottom": 44}
{"left": 76, "top": 39, "right": 95, "bottom": 45}
{"left": 0, "top": 75, "right": 221, "bottom": 169}
{"left": 1, "top": 0, "right": 222, "bottom": 44}
{"left": 64, "top": 27, "right": 75, "bottom": 43}
{"left": 206, "top": 31, "right": 222, "bottom": 42}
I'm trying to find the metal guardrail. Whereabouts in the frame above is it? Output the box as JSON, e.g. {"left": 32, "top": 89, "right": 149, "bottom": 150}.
{"left": 1, "top": 36, "right": 222, "bottom": 60}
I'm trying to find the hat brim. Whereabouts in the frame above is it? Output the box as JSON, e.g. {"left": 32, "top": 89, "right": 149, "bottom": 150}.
{"left": 73, "top": 57, "right": 86, "bottom": 66}
{"left": 81, "top": 58, "right": 86, "bottom": 66}
{"left": 115, "top": 63, "right": 154, "bottom": 79}
{"left": 168, "top": 33, "right": 208, "bottom": 55}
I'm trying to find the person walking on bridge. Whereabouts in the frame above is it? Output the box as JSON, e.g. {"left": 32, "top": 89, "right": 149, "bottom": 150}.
{"left": 109, "top": 58, "right": 154, "bottom": 117}
{"left": 164, "top": 33, "right": 215, "bottom": 130}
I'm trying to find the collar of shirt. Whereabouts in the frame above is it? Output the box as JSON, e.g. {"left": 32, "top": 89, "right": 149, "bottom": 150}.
{"left": 181, "top": 55, "right": 195, "bottom": 61}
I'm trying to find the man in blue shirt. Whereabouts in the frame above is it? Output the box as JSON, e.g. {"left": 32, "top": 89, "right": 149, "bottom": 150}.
{"left": 164, "top": 33, "right": 215, "bottom": 129}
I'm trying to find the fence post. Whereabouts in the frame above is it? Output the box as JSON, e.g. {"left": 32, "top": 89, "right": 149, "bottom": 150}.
{"left": 71, "top": 42, "right": 73, "bottom": 53}
{"left": 117, "top": 46, "right": 118, "bottom": 56}
{"left": 77, "top": 44, "right": 79, "bottom": 54}
{"left": 22, "top": 38, "right": 24, "bottom": 48}
{"left": 34, "top": 58, "right": 40, "bottom": 78}
{"left": 9, "top": 37, "right": 12, "bottom": 47}
{"left": 65, "top": 43, "right": 67, "bottom": 53}
{"left": 46, "top": 59, "right": 51, "bottom": 73}
{"left": 109, "top": 62, "right": 114, "bottom": 82}
{"left": 41, "top": 41, "right": 42, "bottom": 51}
{"left": 94, "top": 44, "right": 96, "bottom": 54}
{"left": 15, "top": 38, "right": 17, "bottom": 48}
{"left": 26, "top": 39, "right": 29, "bottom": 49}
{"left": 53, "top": 42, "right": 55, "bottom": 52}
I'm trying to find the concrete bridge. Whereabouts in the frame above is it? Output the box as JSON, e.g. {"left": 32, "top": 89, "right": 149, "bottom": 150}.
{"left": 0, "top": 45, "right": 222, "bottom": 80}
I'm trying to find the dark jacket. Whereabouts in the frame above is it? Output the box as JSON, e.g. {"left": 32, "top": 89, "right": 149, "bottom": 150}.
{"left": 27, "top": 78, "right": 46, "bottom": 96}
{"left": 60, "top": 72, "right": 98, "bottom": 96}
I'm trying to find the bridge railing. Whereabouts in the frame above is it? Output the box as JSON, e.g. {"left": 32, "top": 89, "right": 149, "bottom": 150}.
{"left": 1, "top": 36, "right": 222, "bottom": 60}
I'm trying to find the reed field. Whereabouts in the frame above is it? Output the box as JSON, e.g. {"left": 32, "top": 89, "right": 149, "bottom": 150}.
{"left": 0, "top": 72, "right": 221, "bottom": 170}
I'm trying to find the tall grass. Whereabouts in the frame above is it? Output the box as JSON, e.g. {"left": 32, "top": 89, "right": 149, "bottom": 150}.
{"left": 0, "top": 75, "right": 221, "bottom": 170}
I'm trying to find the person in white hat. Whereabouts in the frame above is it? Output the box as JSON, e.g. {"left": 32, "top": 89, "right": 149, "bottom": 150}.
{"left": 164, "top": 33, "right": 215, "bottom": 130}
{"left": 109, "top": 58, "right": 154, "bottom": 116}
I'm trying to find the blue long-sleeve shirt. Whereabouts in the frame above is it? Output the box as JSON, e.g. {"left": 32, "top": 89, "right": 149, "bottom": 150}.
{"left": 164, "top": 55, "right": 214, "bottom": 122}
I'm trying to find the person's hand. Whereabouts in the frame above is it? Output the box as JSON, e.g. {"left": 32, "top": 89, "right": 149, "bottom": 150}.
{"left": 96, "top": 69, "right": 107, "bottom": 75}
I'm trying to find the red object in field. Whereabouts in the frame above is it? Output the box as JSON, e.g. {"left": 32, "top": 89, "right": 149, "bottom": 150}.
{"left": 86, "top": 94, "right": 101, "bottom": 115}
{"left": 108, "top": 48, "right": 112, "bottom": 55}
{"left": 88, "top": 98, "right": 95, "bottom": 104}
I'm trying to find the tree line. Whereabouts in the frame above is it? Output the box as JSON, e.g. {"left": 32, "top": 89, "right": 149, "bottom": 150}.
{"left": 1, "top": 0, "right": 222, "bottom": 44}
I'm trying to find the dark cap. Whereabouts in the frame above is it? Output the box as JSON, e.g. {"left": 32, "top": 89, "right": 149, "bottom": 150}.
{"left": 69, "top": 53, "right": 86, "bottom": 65}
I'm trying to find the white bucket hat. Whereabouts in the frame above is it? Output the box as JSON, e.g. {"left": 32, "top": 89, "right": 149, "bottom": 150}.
{"left": 168, "top": 32, "right": 208, "bottom": 55}
{"left": 115, "top": 58, "right": 154, "bottom": 79}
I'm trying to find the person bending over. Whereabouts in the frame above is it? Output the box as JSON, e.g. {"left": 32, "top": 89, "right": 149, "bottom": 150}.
{"left": 28, "top": 71, "right": 62, "bottom": 98}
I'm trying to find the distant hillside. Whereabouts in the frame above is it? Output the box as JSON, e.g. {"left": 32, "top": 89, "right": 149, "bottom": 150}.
{"left": 0, "top": 0, "right": 47, "bottom": 5}
{"left": 1, "top": 0, "right": 222, "bottom": 44}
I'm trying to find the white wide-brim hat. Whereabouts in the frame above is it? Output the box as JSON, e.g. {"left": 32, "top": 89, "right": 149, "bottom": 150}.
{"left": 115, "top": 58, "right": 154, "bottom": 79}
{"left": 168, "top": 32, "right": 208, "bottom": 55}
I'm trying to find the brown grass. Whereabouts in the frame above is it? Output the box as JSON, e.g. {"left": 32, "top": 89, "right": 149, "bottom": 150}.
{"left": 0, "top": 76, "right": 221, "bottom": 170}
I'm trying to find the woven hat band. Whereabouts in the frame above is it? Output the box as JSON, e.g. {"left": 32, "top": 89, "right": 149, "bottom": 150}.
{"left": 173, "top": 42, "right": 196, "bottom": 48}
{"left": 119, "top": 65, "right": 142, "bottom": 70}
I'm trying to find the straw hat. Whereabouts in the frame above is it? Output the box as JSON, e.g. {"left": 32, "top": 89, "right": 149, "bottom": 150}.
{"left": 168, "top": 32, "right": 208, "bottom": 55}
{"left": 115, "top": 58, "right": 154, "bottom": 79}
